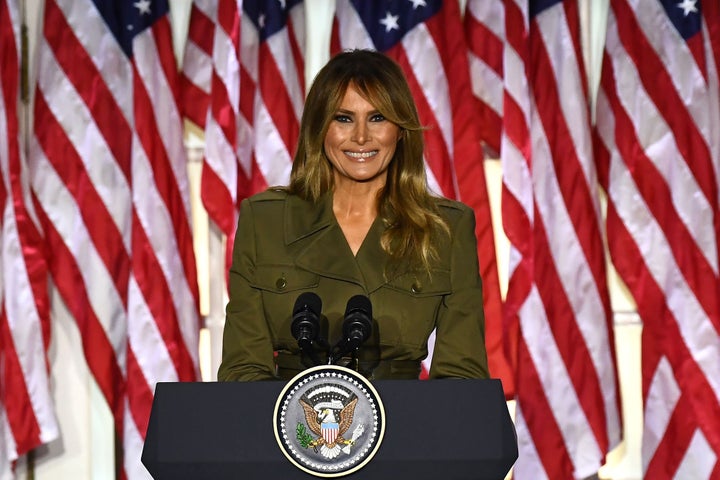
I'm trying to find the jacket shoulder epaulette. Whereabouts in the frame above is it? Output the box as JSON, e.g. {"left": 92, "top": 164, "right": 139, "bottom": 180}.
{"left": 435, "top": 196, "right": 473, "bottom": 215}
{"left": 247, "top": 188, "right": 289, "bottom": 203}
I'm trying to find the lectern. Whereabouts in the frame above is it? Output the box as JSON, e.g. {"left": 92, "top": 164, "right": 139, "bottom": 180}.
{"left": 142, "top": 379, "right": 517, "bottom": 479}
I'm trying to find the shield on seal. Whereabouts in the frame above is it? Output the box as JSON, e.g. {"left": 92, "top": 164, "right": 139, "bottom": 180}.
{"left": 322, "top": 421, "right": 339, "bottom": 444}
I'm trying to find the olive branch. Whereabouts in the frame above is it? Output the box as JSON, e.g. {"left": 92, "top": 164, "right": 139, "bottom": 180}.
{"left": 296, "top": 423, "right": 314, "bottom": 448}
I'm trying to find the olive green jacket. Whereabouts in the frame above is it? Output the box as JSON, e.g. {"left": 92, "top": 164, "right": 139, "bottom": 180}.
{"left": 217, "top": 190, "right": 488, "bottom": 381}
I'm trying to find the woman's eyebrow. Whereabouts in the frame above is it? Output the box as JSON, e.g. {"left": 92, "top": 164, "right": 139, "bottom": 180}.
{"left": 335, "top": 108, "right": 381, "bottom": 115}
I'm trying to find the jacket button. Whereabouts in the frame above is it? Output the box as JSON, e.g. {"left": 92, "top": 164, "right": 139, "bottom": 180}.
{"left": 411, "top": 282, "right": 422, "bottom": 294}
{"left": 276, "top": 277, "right": 287, "bottom": 290}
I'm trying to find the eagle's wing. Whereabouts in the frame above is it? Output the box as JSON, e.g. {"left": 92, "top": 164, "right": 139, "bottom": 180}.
{"left": 338, "top": 397, "right": 358, "bottom": 435}
{"left": 300, "top": 399, "right": 322, "bottom": 436}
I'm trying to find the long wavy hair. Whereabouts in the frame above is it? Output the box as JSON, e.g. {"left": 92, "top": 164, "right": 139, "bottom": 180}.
{"left": 287, "top": 49, "right": 449, "bottom": 274}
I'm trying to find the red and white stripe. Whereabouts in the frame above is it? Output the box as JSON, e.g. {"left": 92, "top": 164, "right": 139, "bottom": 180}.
{"left": 0, "top": 0, "right": 58, "bottom": 474}
{"left": 184, "top": 0, "right": 305, "bottom": 261}
{"left": 181, "top": 0, "right": 216, "bottom": 130}
{"left": 595, "top": 0, "right": 720, "bottom": 477}
{"left": 195, "top": 0, "right": 244, "bottom": 240}
{"left": 126, "top": 7, "right": 201, "bottom": 478}
{"left": 30, "top": 1, "right": 200, "bottom": 478}
{"left": 465, "top": 0, "right": 504, "bottom": 155}
{"left": 332, "top": 0, "right": 507, "bottom": 386}
{"left": 501, "top": 0, "right": 621, "bottom": 477}
{"left": 463, "top": 0, "right": 515, "bottom": 397}
{"left": 236, "top": 0, "right": 305, "bottom": 200}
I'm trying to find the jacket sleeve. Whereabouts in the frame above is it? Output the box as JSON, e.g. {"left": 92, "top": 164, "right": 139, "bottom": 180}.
{"left": 429, "top": 206, "right": 490, "bottom": 379}
{"left": 217, "top": 199, "right": 277, "bottom": 381}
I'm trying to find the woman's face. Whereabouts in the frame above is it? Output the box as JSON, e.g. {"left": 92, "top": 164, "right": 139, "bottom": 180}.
{"left": 324, "top": 84, "right": 400, "bottom": 189}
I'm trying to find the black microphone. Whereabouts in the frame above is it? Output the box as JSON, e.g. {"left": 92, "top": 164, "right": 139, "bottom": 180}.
{"left": 331, "top": 295, "right": 372, "bottom": 363}
{"left": 291, "top": 292, "right": 322, "bottom": 355}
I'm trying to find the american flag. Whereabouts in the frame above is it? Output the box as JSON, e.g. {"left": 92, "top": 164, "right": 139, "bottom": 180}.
{"left": 182, "top": 0, "right": 305, "bottom": 264}
{"left": 182, "top": 0, "right": 242, "bottom": 245}
{"left": 331, "top": 0, "right": 508, "bottom": 387}
{"left": 501, "top": 0, "right": 622, "bottom": 477}
{"left": 465, "top": 0, "right": 504, "bottom": 155}
{"left": 0, "top": 0, "right": 58, "bottom": 474}
{"left": 595, "top": 0, "right": 720, "bottom": 477}
{"left": 30, "top": 0, "right": 200, "bottom": 477}
{"left": 181, "top": 0, "right": 215, "bottom": 130}
{"left": 464, "top": 0, "right": 515, "bottom": 396}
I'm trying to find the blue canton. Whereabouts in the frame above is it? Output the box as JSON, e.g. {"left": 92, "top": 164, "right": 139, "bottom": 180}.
{"left": 244, "top": 0, "right": 303, "bottom": 43}
{"left": 661, "top": 0, "right": 701, "bottom": 40}
{"left": 349, "top": 0, "right": 442, "bottom": 51}
{"left": 530, "top": 0, "right": 564, "bottom": 18}
{"left": 93, "top": 0, "right": 168, "bottom": 58}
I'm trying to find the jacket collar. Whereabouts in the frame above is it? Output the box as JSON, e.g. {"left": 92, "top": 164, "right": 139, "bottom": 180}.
{"left": 283, "top": 192, "right": 335, "bottom": 244}
{"left": 284, "top": 193, "right": 393, "bottom": 293}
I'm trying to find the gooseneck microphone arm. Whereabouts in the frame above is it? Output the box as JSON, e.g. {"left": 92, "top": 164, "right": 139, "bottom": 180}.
{"left": 291, "top": 292, "right": 323, "bottom": 367}
{"left": 330, "top": 294, "right": 373, "bottom": 365}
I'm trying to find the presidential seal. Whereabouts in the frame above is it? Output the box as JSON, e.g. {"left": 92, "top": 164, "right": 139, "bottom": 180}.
{"left": 273, "top": 365, "right": 385, "bottom": 477}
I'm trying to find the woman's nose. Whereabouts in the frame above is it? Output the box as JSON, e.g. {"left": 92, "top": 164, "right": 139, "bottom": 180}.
{"left": 351, "top": 122, "right": 368, "bottom": 144}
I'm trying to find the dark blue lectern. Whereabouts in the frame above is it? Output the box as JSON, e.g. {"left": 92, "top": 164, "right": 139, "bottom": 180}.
{"left": 142, "top": 379, "right": 517, "bottom": 479}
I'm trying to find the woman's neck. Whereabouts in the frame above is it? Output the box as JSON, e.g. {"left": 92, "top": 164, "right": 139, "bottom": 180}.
{"left": 332, "top": 183, "right": 381, "bottom": 256}
{"left": 331, "top": 180, "right": 382, "bottom": 219}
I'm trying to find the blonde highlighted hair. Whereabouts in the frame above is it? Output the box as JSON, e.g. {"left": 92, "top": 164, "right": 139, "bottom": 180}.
{"left": 288, "top": 49, "right": 449, "bottom": 274}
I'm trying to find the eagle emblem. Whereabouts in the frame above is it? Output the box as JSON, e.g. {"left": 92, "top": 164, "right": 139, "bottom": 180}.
{"left": 298, "top": 390, "right": 365, "bottom": 459}
{"left": 273, "top": 365, "right": 384, "bottom": 477}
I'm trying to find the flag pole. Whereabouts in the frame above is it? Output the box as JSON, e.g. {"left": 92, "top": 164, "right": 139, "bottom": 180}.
{"left": 206, "top": 222, "right": 226, "bottom": 381}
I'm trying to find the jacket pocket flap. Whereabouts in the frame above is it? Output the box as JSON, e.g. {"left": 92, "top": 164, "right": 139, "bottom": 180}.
{"left": 385, "top": 270, "right": 451, "bottom": 297}
{"left": 250, "top": 264, "right": 320, "bottom": 293}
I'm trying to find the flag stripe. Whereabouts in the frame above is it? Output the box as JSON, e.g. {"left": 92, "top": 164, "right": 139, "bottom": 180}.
{"left": 465, "top": 0, "right": 503, "bottom": 152}
{"left": 528, "top": 6, "right": 618, "bottom": 449}
{"left": 125, "top": 345, "right": 154, "bottom": 440}
{"left": 1, "top": 0, "right": 58, "bottom": 461}
{"left": 239, "top": 1, "right": 304, "bottom": 192}
{"left": 599, "top": 23, "right": 720, "bottom": 395}
{"left": 609, "top": 4, "right": 720, "bottom": 328}
{"left": 191, "top": 0, "right": 305, "bottom": 274}
{"left": 595, "top": 0, "right": 720, "bottom": 472}
{"left": 257, "top": 41, "right": 301, "bottom": 162}
{"left": 707, "top": 2, "right": 720, "bottom": 89}
{"left": 514, "top": 334, "right": 573, "bottom": 480}
{"left": 0, "top": 314, "right": 42, "bottom": 454}
{"left": 502, "top": 0, "right": 621, "bottom": 476}
{"left": 32, "top": 192, "right": 125, "bottom": 427}
{"left": 189, "top": 2, "right": 215, "bottom": 54}
{"left": 33, "top": 93, "right": 131, "bottom": 301}
{"left": 32, "top": 1, "right": 201, "bottom": 476}
{"left": 43, "top": 0, "right": 133, "bottom": 177}
{"left": 201, "top": 0, "right": 242, "bottom": 238}
{"left": 614, "top": 0, "right": 718, "bottom": 224}
{"left": 181, "top": 2, "right": 214, "bottom": 128}
{"left": 390, "top": 47, "right": 455, "bottom": 196}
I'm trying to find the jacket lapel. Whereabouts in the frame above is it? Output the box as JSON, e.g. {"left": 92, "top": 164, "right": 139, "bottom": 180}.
{"left": 285, "top": 193, "right": 399, "bottom": 292}
{"left": 354, "top": 218, "right": 394, "bottom": 294}
{"left": 287, "top": 193, "right": 365, "bottom": 286}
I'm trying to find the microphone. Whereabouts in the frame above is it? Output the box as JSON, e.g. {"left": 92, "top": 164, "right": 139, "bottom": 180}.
{"left": 331, "top": 295, "right": 373, "bottom": 363}
{"left": 291, "top": 293, "right": 322, "bottom": 363}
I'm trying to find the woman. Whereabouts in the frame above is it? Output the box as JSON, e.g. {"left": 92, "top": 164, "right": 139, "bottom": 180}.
{"left": 218, "top": 49, "right": 488, "bottom": 381}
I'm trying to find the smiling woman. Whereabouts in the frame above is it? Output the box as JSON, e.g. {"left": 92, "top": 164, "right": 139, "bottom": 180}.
{"left": 323, "top": 84, "right": 401, "bottom": 255}
{"left": 217, "top": 49, "right": 489, "bottom": 383}
{"left": 323, "top": 85, "right": 400, "bottom": 189}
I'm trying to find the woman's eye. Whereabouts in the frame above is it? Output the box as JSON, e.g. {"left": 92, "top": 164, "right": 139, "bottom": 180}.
{"left": 370, "top": 114, "right": 386, "bottom": 122}
{"left": 334, "top": 114, "right": 351, "bottom": 123}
